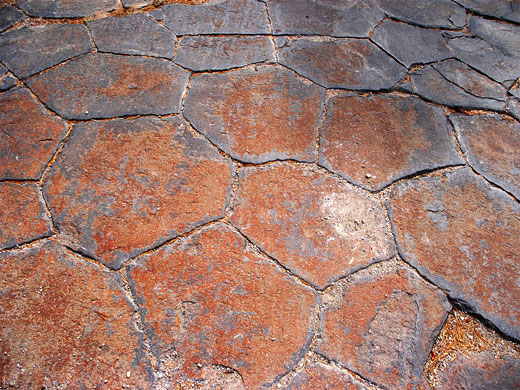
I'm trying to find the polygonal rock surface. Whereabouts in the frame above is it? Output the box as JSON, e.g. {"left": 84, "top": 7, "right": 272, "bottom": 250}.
{"left": 0, "top": 182, "right": 51, "bottom": 249}
{"left": 377, "top": 0, "right": 466, "bottom": 29}
{"left": 184, "top": 66, "right": 323, "bottom": 163}
{"left": 127, "top": 223, "right": 317, "bottom": 389}
{"left": 27, "top": 53, "right": 189, "bottom": 119}
{"left": 371, "top": 20, "right": 452, "bottom": 68}
{"left": 435, "top": 351, "right": 520, "bottom": 389}
{"left": 0, "top": 24, "right": 92, "bottom": 78}
{"left": 88, "top": 14, "right": 176, "bottom": 58}
{"left": 0, "top": 87, "right": 68, "bottom": 180}
{"left": 44, "top": 117, "right": 233, "bottom": 269}
{"left": 0, "top": 65, "right": 17, "bottom": 91}
{"left": 278, "top": 38, "right": 406, "bottom": 90}
{"left": 282, "top": 362, "right": 372, "bottom": 389}
{"left": 389, "top": 168, "right": 520, "bottom": 340}
{"left": 0, "top": 242, "right": 154, "bottom": 388}
{"left": 455, "top": 0, "right": 520, "bottom": 23}
{"left": 268, "top": 0, "right": 385, "bottom": 38}
{"left": 319, "top": 94, "right": 463, "bottom": 191}
{"left": 161, "top": 0, "right": 269, "bottom": 35}
{"left": 174, "top": 36, "right": 274, "bottom": 71}
{"left": 18, "top": 0, "right": 118, "bottom": 18}
{"left": 0, "top": 5, "right": 24, "bottom": 33}
{"left": 230, "top": 163, "right": 394, "bottom": 289}
{"left": 318, "top": 261, "right": 450, "bottom": 390}
{"left": 410, "top": 62, "right": 507, "bottom": 111}
{"left": 451, "top": 114, "right": 520, "bottom": 200}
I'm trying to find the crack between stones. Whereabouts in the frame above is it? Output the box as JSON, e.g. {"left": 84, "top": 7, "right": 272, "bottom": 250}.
{"left": 83, "top": 22, "right": 99, "bottom": 51}
{"left": 0, "top": 234, "right": 54, "bottom": 253}
{"left": 39, "top": 122, "right": 74, "bottom": 185}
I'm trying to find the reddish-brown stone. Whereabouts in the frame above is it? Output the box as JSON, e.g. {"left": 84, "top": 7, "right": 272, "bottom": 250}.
{"left": 282, "top": 362, "right": 371, "bottom": 389}
{"left": 44, "top": 117, "right": 233, "bottom": 269}
{"left": 451, "top": 113, "right": 520, "bottom": 200}
{"left": 230, "top": 163, "right": 394, "bottom": 289}
{"left": 0, "top": 242, "right": 153, "bottom": 388}
{"left": 319, "top": 94, "right": 463, "bottom": 191}
{"left": 389, "top": 168, "right": 520, "bottom": 340}
{"left": 127, "top": 223, "right": 317, "bottom": 388}
{"left": 0, "top": 87, "right": 68, "bottom": 180}
{"left": 184, "top": 66, "right": 323, "bottom": 163}
{"left": 318, "top": 261, "right": 450, "bottom": 390}
{"left": 0, "top": 182, "right": 51, "bottom": 249}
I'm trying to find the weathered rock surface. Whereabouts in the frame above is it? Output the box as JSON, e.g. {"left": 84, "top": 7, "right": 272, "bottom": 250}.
{"left": 230, "top": 163, "right": 394, "bottom": 289}
{"left": 27, "top": 53, "right": 189, "bottom": 119}
{"left": 0, "top": 87, "right": 68, "bottom": 180}
{"left": 0, "top": 63, "right": 17, "bottom": 91}
{"left": 17, "top": 0, "right": 119, "bottom": 18}
{"left": 175, "top": 35, "right": 274, "bottom": 71}
{"left": 318, "top": 261, "right": 450, "bottom": 389}
{"left": 268, "top": 0, "right": 385, "bottom": 38}
{"left": 451, "top": 113, "right": 520, "bottom": 199}
{"left": 319, "top": 94, "right": 463, "bottom": 191}
{"left": 0, "top": 24, "right": 92, "bottom": 78}
{"left": 0, "top": 242, "right": 154, "bottom": 388}
{"left": 454, "top": 0, "right": 520, "bottom": 24}
{"left": 278, "top": 38, "right": 406, "bottom": 90}
{"left": 0, "top": 5, "right": 24, "bottom": 33}
{"left": 88, "top": 13, "right": 176, "bottom": 58}
{"left": 44, "top": 117, "right": 233, "bottom": 269}
{"left": 184, "top": 66, "right": 323, "bottom": 163}
{"left": 0, "top": 182, "right": 52, "bottom": 249}
{"left": 122, "top": 0, "right": 153, "bottom": 8}
{"left": 389, "top": 168, "right": 520, "bottom": 340}
{"left": 127, "top": 223, "right": 317, "bottom": 389}
{"left": 507, "top": 97, "right": 520, "bottom": 122}
{"left": 282, "top": 362, "right": 372, "bottom": 389}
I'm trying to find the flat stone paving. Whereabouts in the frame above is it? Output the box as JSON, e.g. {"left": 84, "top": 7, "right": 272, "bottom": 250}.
{"left": 0, "top": 0, "right": 519, "bottom": 389}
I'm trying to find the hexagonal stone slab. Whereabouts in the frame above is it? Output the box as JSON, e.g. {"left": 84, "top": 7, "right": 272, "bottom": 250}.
{"left": 127, "top": 223, "right": 317, "bottom": 388}
{"left": 184, "top": 66, "right": 323, "bottom": 163}
{"left": 317, "top": 261, "right": 450, "bottom": 389}
{"left": 27, "top": 53, "right": 189, "bottom": 120}
{"left": 230, "top": 163, "right": 394, "bottom": 289}
{"left": 278, "top": 38, "right": 406, "bottom": 90}
{"left": 0, "top": 182, "right": 51, "bottom": 249}
{"left": 88, "top": 14, "right": 176, "bottom": 58}
{"left": 161, "top": 0, "right": 269, "bottom": 35}
{"left": 371, "top": 20, "right": 452, "bottom": 68}
{"left": 282, "top": 362, "right": 372, "bottom": 389}
{"left": 319, "top": 94, "right": 463, "bottom": 191}
{"left": 0, "top": 5, "right": 24, "bottom": 33}
{"left": 0, "top": 87, "right": 68, "bottom": 180}
{"left": 0, "top": 24, "right": 92, "bottom": 79}
{"left": 174, "top": 36, "right": 274, "bottom": 71}
{"left": 0, "top": 242, "right": 154, "bottom": 388}
{"left": 44, "top": 117, "right": 233, "bottom": 269}
{"left": 267, "top": 0, "right": 385, "bottom": 38}
{"left": 455, "top": 0, "right": 520, "bottom": 24}
{"left": 377, "top": 0, "right": 466, "bottom": 29}
{"left": 388, "top": 167, "right": 520, "bottom": 340}
{"left": 451, "top": 114, "right": 520, "bottom": 200}
{"left": 18, "top": 0, "right": 118, "bottom": 18}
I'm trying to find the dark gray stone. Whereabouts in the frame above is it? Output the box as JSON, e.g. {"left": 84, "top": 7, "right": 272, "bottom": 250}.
{"left": 26, "top": 53, "right": 190, "bottom": 120}
{"left": 410, "top": 64, "right": 506, "bottom": 111}
{"left": 88, "top": 13, "right": 176, "bottom": 58}
{"left": 448, "top": 17, "right": 520, "bottom": 84}
{"left": 267, "top": 0, "right": 385, "bottom": 38}
{"left": 18, "top": 0, "right": 119, "bottom": 18}
{"left": 508, "top": 98, "right": 520, "bottom": 122}
{"left": 0, "top": 24, "right": 92, "bottom": 79}
{"left": 377, "top": 0, "right": 466, "bottom": 29}
{"left": 161, "top": 0, "right": 270, "bottom": 35}
{"left": 510, "top": 84, "right": 520, "bottom": 98}
{"left": 371, "top": 20, "right": 452, "bottom": 67}
{"left": 278, "top": 38, "right": 406, "bottom": 90}
{"left": 0, "top": 5, "right": 24, "bottom": 33}
{"left": 454, "top": 0, "right": 520, "bottom": 24}
{"left": 175, "top": 35, "right": 274, "bottom": 71}
{"left": 122, "top": 0, "right": 153, "bottom": 8}
{"left": 0, "top": 64, "right": 17, "bottom": 91}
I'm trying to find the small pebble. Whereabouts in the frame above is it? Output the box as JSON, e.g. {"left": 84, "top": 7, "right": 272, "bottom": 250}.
{"left": 366, "top": 173, "right": 372, "bottom": 179}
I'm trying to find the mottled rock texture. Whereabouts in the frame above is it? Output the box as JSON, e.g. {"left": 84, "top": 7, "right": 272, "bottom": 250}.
{"left": 377, "top": 0, "right": 466, "bottom": 28}
{"left": 18, "top": 0, "right": 119, "bottom": 18}
{"left": 282, "top": 362, "right": 372, "bottom": 389}
{"left": 0, "top": 5, "right": 24, "bottom": 32}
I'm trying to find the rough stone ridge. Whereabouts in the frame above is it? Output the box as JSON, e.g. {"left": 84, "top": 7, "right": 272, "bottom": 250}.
{"left": 230, "top": 163, "right": 394, "bottom": 289}
{"left": 26, "top": 52, "right": 190, "bottom": 120}
{"left": 319, "top": 93, "right": 464, "bottom": 191}
{"left": 18, "top": 0, "right": 119, "bottom": 18}
{"left": 127, "top": 223, "right": 317, "bottom": 389}
{"left": 0, "top": 87, "right": 68, "bottom": 180}
{"left": 0, "top": 5, "right": 24, "bottom": 33}
{"left": 282, "top": 362, "right": 372, "bottom": 389}
{"left": 389, "top": 167, "right": 520, "bottom": 340}
{"left": 184, "top": 66, "right": 323, "bottom": 163}
{"left": 0, "top": 241, "right": 154, "bottom": 388}
{"left": 318, "top": 261, "right": 450, "bottom": 390}
{"left": 43, "top": 117, "right": 233, "bottom": 269}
